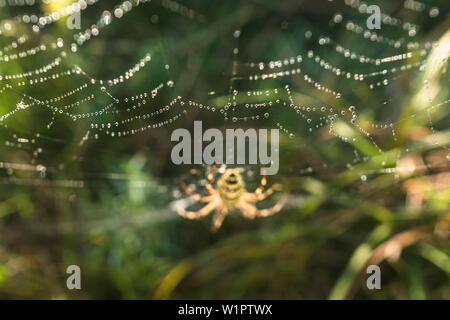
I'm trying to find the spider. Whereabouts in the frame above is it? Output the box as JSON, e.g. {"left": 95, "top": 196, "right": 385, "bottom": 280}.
{"left": 177, "top": 166, "right": 287, "bottom": 231}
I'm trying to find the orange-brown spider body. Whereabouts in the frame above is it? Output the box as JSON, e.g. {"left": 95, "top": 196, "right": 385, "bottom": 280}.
{"left": 177, "top": 167, "right": 286, "bottom": 231}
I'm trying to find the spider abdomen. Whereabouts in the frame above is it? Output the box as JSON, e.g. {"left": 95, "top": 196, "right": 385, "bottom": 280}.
{"left": 217, "top": 169, "right": 245, "bottom": 206}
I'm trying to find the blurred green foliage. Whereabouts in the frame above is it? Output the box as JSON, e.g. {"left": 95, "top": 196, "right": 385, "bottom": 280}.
{"left": 0, "top": 0, "right": 449, "bottom": 299}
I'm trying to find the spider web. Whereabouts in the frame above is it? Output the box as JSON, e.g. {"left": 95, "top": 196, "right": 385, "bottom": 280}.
{"left": 0, "top": 0, "right": 449, "bottom": 211}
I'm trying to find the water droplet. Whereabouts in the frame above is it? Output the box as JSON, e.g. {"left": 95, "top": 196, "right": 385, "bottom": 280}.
{"left": 429, "top": 7, "right": 439, "bottom": 18}
{"left": 333, "top": 14, "right": 343, "bottom": 24}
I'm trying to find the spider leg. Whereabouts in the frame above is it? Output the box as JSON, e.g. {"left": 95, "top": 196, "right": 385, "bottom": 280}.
{"left": 259, "top": 182, "right": 279, "bottom": 200}
{"left": 239, "top": 196, "right": 287, "bottom": 219}
{"left": 177, "top": 199, "right": 219, "bottom": 220}
{"left": 254, "top": 168, "right": 267, "bottom": 195}
{"left": 245, "top": 181, "right": 280, "bottom": 202}
{"left": 211, "top": 207, "right": 228, "bottom": 232}
{"left": 179, "top": 180, "right": 213, "bottom": 202}
{"left": 253, "top": 196, "right": 287, "bottom": 217}
{"left": 238, "top": 201, "right": 257, "bottom": 219}
{"left": 205, "top": 164, "right": 217, "bottom": 195}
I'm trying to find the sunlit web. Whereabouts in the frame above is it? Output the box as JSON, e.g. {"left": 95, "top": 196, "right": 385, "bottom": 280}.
{"left": 0, "top": 0, "right": 449, "bottom": 195}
